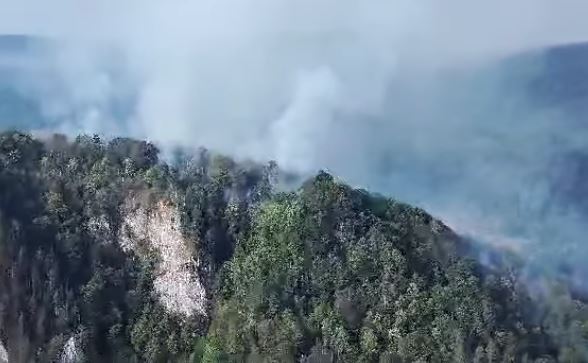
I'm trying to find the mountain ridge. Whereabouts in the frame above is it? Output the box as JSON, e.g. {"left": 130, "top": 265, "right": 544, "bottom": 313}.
{"left": 0, "top": 131, "right": 585, "bottom": 362}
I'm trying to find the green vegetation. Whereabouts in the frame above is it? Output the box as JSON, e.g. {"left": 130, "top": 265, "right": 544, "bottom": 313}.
{"left": 0, "top": 131, "right": 586, "bottom": 362}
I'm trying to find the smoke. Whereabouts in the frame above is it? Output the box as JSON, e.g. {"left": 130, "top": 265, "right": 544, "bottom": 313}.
{"left": 2, "top": 1, "right": 588, "bottom": 286}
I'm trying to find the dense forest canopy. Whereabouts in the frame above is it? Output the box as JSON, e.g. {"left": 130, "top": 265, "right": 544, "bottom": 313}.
{"left": 0, "top": 131, "right": 586, "bottom": 362}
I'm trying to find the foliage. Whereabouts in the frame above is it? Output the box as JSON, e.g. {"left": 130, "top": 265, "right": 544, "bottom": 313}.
{"left": 0, "top": 131, "right": 584, "bottom": 362}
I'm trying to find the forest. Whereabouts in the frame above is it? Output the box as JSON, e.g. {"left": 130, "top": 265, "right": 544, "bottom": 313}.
{"left": 0, "top": 131, "right": 586, "bottom": 362}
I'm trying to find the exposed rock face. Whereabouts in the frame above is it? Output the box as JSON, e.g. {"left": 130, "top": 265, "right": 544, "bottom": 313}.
{"left": 120, "top": 199, "right": 207, "bottom": 317}
{"left": 60, "top": 337, "right": 81, "bottom": 363}
{"left": 0, "top": 341, "right": 7, "bottom": 363}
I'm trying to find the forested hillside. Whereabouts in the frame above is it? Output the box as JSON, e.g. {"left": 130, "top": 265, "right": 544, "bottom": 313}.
{"left": 0, "top": 131, "right": 586, "bottom": 362}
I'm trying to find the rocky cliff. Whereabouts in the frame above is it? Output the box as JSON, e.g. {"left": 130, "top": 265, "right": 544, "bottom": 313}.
{"left": 120, "top": 199, "right": 207, "bottom": 317}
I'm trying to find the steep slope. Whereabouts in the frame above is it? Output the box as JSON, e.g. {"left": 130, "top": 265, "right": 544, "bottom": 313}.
{"left": 119, "top": 198, "right": 207, "bottom": 317}
{"left": 0, "top": 131, "right": 586, "bottom": 362}
{"left": 0, "top": 132, "right": 272, "bottom": 362}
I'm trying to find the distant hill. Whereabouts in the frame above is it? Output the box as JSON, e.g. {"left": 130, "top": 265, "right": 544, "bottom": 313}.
{"left": 529, "top": 42, "right": 588, "bottom": 110}
{"left": 0, "top": 35, "right": 48, "bottom": 131}
{"left": 1, "top": 36, "right": 588, "bottom": 132}
{"left": 0, "top": 34, "right": 42, "bottom": 53}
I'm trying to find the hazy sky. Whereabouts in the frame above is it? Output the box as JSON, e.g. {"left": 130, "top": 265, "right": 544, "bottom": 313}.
{"left": 3, "top": 1, "right": 588, "bottom": 51}
{"left": 2, "top": 0, "right": 586, "bottom": 153}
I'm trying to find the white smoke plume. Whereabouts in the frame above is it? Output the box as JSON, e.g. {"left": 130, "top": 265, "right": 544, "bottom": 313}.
{"left": 2, "top": 0, "right": 588, "bottom": 285}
